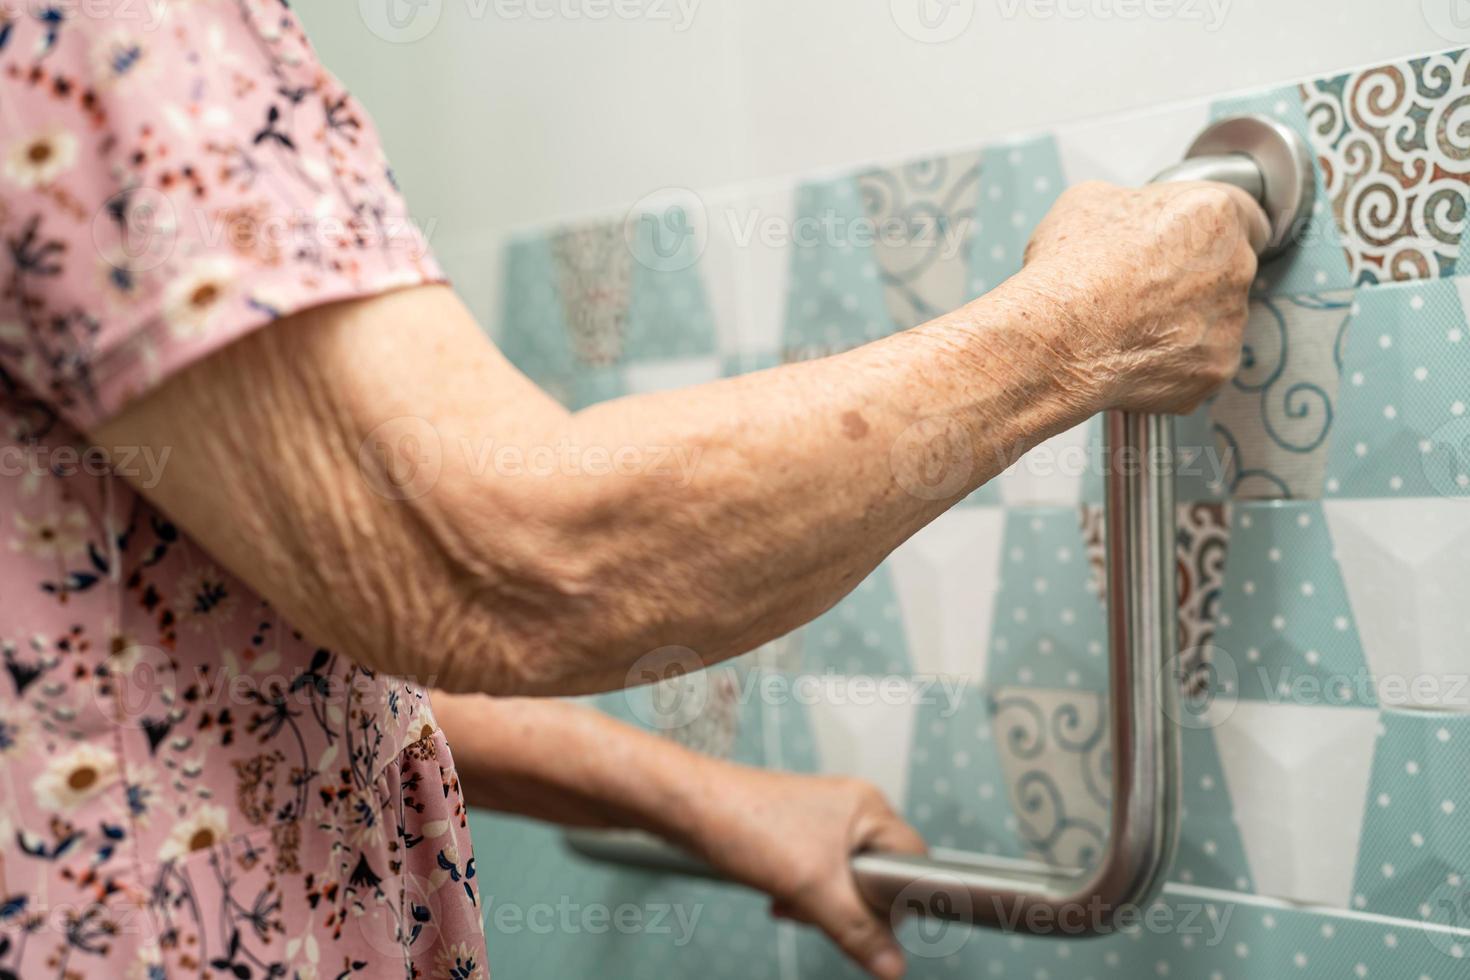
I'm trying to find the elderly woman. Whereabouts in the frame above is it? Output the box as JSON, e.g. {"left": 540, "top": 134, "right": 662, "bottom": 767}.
{"left": 0, "top": 3, "right": 1263, "bottom": 979}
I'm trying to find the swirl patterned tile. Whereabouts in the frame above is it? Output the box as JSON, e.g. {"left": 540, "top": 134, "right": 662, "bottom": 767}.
{"left": 856, "top": 151, "right": 983, "bottom": 330}
{"left": 989, "top": 686, "right": 1110, "bottom": 870}
{"left": 1210, "top": 291, "right": 1354, "bottom": 499}
{"left": 1302, "top": 49, "right": 1470, "bottom": 286}
{"left": 781, "top": 175, "right": 892, "bottom": 362}
{"left": 1211, "top": 501, "right": 1375, "bottom": 708}
{"left": 1324, "top": 278, "right": 1470, "bottom": 498}
{"left": 1210, "top": 86, "right": 1353, "bottom": 297}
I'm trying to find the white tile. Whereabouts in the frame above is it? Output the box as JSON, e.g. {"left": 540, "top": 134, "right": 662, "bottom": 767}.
{"left": 997, "top": 419, "right": 1093, "bottom": 506}
{"left": 1324, "top": 500, "right": 1470, "bottom": 711}
{"left": 887, "top": 507, "right": 1004, "bottom": 684}
{"left": 1213, "top": 701, "right": 1380, "bottom": 907}
{"left": 1053, "top": 101, "right": 1212, "bottom": 188}
{"left": 806, "top": 676, "right": 918, "bottom": 808}
{"left": 704, "top": 182, "right": 797, "bottom": 360}
{"left": 623, "top": 355, "right": 723, "bottom": 394}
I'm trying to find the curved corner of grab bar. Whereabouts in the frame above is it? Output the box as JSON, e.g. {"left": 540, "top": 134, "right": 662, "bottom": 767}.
{"left": 562, "top": 410, "right": 1182, "bottom": 937}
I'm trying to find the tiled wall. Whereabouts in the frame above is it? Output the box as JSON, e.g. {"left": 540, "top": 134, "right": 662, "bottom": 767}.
{"left": 475, "top": 47, "right": 1470, "bottom": 979}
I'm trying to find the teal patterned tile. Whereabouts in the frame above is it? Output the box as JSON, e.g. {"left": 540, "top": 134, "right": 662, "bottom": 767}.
{"left": 1212, "top": 502, "right": 1374, "bottom": 708}
{"left": 1324, "top": 278, "right": 1470, "bottom": 498}
{"left": 877, "top": 891, "right": 1470, "bottom": 980}
{"left": 1301, "top": 49, "right": 1470, "bottom": 286}
{"left": 796, "top": 565, "right": 912, "bottom": 677}
{"left": 1210, "top": 292, "right": 1354, "bottom": 500}
{"left": 474, "top": 811, "right": 783, "bottom": 980}
{"left": 497, "top": 233, "right": 578, "bottom": 401}
{"left": 905, "top": 685, "right": 1022, "bottom": 857}
{"left": 781, "top": 175, "right": 892, "bottom": 360}
{"left": 1210, "top": 86, "right": 1353, "bottom": 297}
{"left": 986, "top": 508, "right": 1108, "bottom": 694}
{"left": 966, "top": 135, "right": 1065, "bottom": 296}
{"left": 626, "top": 204, "right": 720, "bottom": 361}
{"left": 1352, "top": 710, "right": 1470, "bottom": 924}
{"left": 1174, "top": 726, "right": 1256, "bottom": 895}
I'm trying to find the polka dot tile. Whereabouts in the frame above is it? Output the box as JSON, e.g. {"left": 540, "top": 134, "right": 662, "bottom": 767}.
{"left": 967, "top": 135, "right": 1065, "bottom": 295}
{"left": 797, "top": 565, "right": 913, "bottom": 677}
{"left": 905, "top": 685, "right": 1023, "bottom": 859}
{"left": 986, "top": 508, "right": 1108, "bottom": 694}
{"left": 781, "top": 175, "right": 894, "bottom": 361}
{"left": 1212, "top": 501, "right": 1374, "bottom": 708}
{"left": 1324, "top": 279, "right": 1470, "bottom": 499}
{"left": 1352, "top": 710, "right": 1470, "bottom": 924}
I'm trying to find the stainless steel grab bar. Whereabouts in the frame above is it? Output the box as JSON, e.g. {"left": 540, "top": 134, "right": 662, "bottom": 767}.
{"left": 565, "top": 115, "right": 1316, "bottom": 935}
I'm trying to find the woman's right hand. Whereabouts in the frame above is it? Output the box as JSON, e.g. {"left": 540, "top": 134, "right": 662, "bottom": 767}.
{"left": 1012, "top": 179, "right": 1270, "bottom": 416}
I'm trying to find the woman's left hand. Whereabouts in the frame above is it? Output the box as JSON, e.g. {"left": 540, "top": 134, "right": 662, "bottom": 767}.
{"left": 681, "top": 768, "right": 928, "bottom": 980}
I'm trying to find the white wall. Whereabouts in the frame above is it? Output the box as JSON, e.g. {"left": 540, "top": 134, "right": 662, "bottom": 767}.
{"left": 297, "top": 0, "right": 1447, "bottom": 314}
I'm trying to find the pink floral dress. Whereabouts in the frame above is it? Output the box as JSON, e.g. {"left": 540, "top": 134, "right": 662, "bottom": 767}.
{"left": 0, "top": 2, "right": 487, "bottom": 978}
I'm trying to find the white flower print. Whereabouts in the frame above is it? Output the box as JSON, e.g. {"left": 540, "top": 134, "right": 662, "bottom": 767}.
{"left": 158, "top": 803, "right": 230, "bottom": 861}
{"left": 162, "top": 257, "right": 238, "bottom": 338}
{"left": 10, "top": 508, "right": 90, "bottom": 561}
{"left": 32, "top": 743, "right": 121, "bottom": 811}
{"left": 2, "top": 126, "right": 78, "bottom": 188}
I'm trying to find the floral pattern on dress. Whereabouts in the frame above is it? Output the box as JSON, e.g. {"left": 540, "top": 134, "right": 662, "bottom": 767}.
{"left": 0, "top": 1, "right": 486, "bottom": 978}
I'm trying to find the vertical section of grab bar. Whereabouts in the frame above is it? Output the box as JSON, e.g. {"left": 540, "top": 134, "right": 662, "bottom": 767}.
{"left": 1101, "top": 409, "right": 1181, "bottom": 914}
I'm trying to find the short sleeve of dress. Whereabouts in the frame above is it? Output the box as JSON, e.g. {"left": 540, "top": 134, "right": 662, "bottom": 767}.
{"left": 0, "top": 1, "right": 446, "bottom": 430}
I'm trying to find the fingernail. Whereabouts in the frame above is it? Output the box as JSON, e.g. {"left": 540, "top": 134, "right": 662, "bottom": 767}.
{"left": 868, "top": 949, "right": 905, "bottom": 979}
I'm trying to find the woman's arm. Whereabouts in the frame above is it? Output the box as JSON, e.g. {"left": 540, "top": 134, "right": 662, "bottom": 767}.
{"left": 92, "top": 181, "right": 1264, "bottom": 695}
{"left": 432, "top": 693, "right": 924, "bottom": 978}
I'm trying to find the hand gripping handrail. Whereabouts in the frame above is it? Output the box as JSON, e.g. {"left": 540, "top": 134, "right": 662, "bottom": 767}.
{"left": 565, "top": 115, "right": 1315, "bottom": 935}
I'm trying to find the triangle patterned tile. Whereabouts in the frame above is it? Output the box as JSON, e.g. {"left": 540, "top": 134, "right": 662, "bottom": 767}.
{"left": 1212, "top": 501, "right": 1374, "bottom": 708}
{"left": 1324, "top": 279, "right": 1470, "bottom": 499}
{"left": 1350, "top": 709, "right": 1470, "bottom": 924}
{"left": 967, "top": 135, "right": 1065, "bottom": 297}
{"left": 887, "top": 506, "right": 1004, "bottom": 686}
{"left": 1324, "top": 498, "right": 1470, "bottom": 710}
{"left": 1213, "top": 701, "right": 1380, "bottom": 908}
{"left": 798, "top": 565, "right": 912, "bottom": 677}
{"left": 905, "top": 685, "right": 1023, "bottom": 859}
{"left": 781, "top": 175, "right": 892, "bottom": 361}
